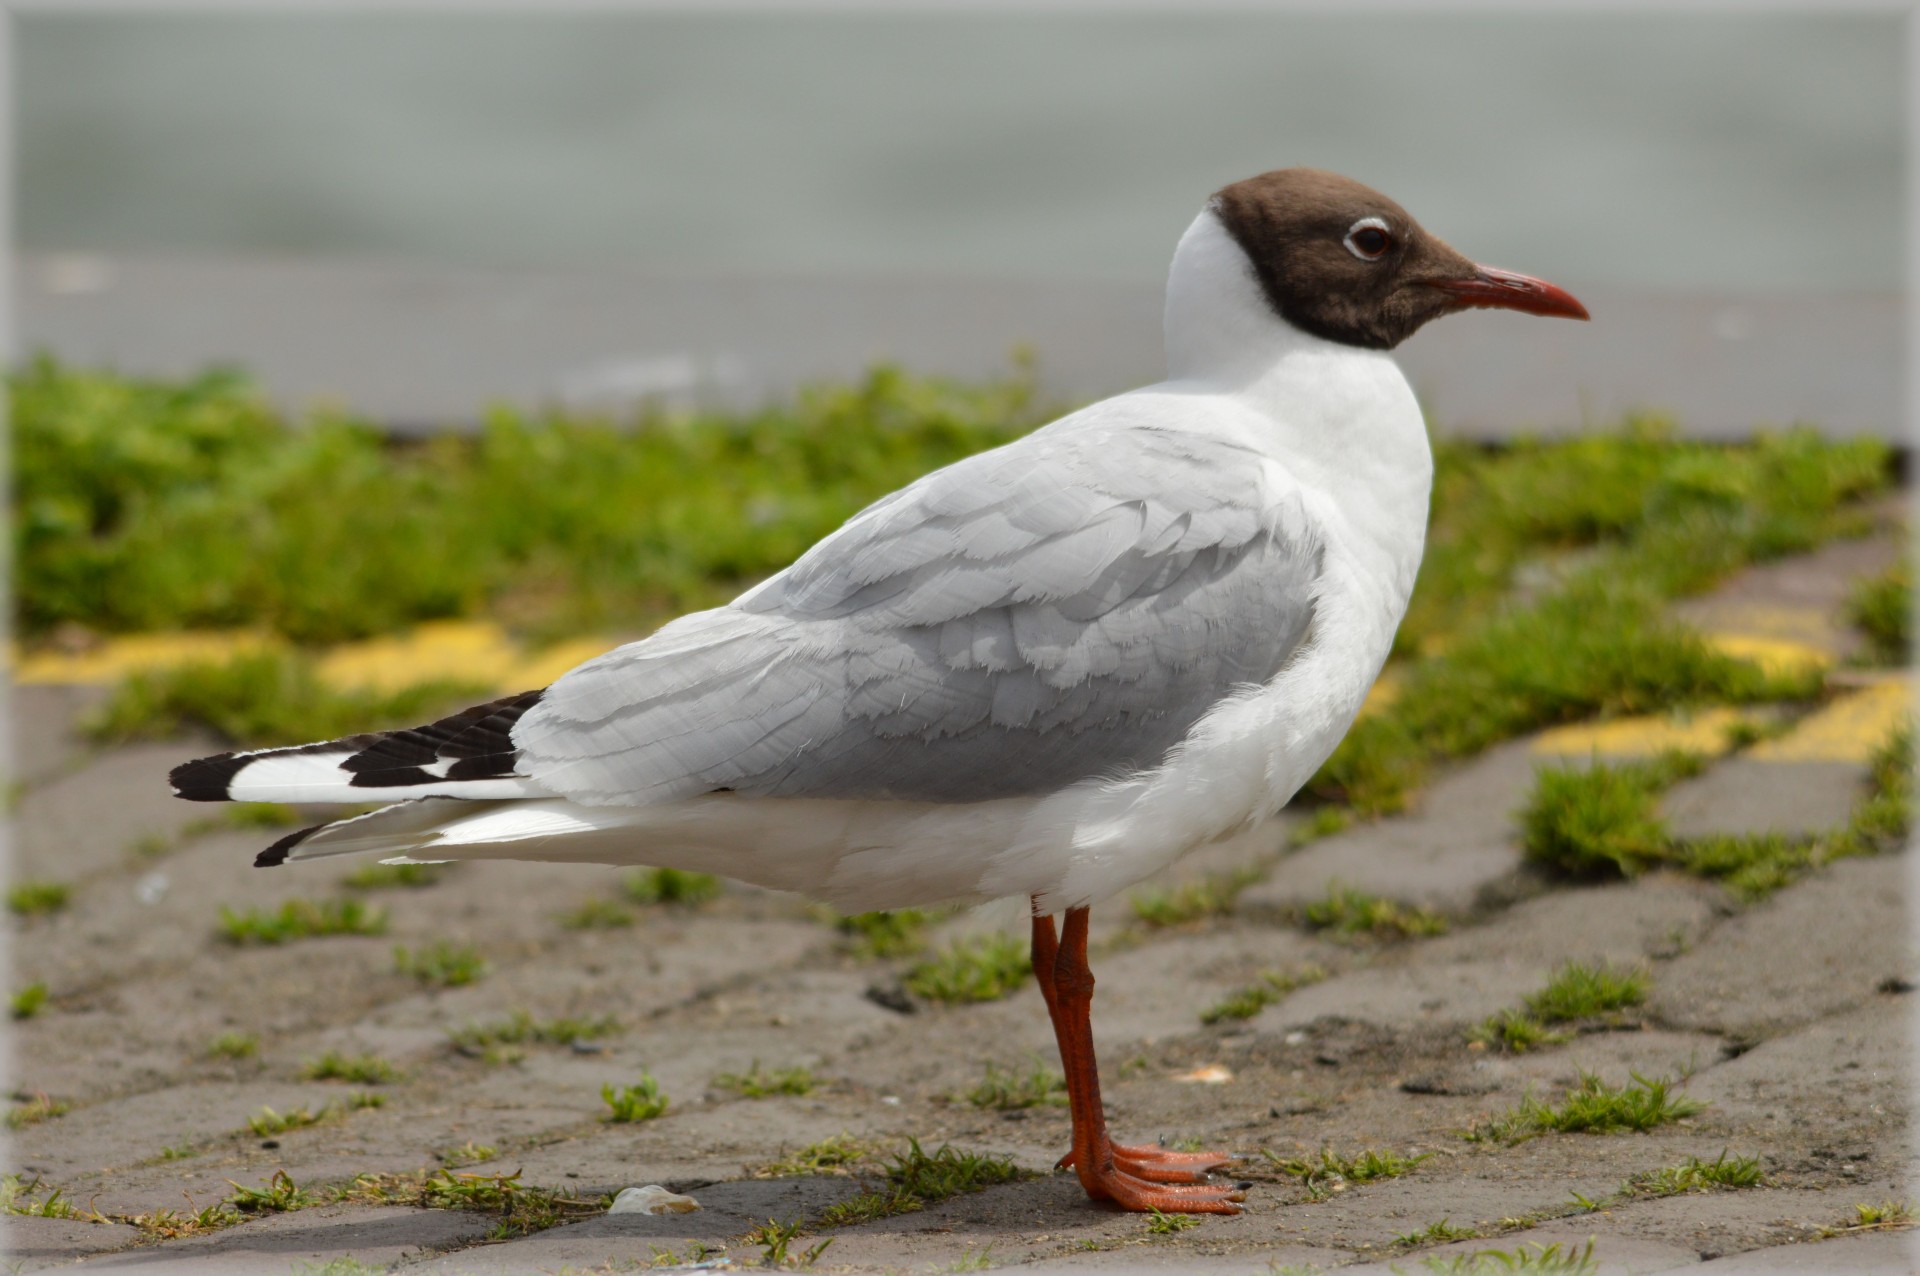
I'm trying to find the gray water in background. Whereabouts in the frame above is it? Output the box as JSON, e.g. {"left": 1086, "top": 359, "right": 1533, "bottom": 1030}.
{"left": 16, "top": 11, "right": 1906, "bottom": 293}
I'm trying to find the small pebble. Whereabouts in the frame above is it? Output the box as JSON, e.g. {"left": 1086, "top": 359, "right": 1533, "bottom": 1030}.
{"left": 608, "top": 1185, "right": 700, "bottom": 1215}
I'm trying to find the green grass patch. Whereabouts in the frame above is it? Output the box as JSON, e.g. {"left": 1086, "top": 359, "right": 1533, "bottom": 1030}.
{"left": 341, "top": 861, "right": 446, "bottom": 890}
{"left": 557, "top": 898, "right": 634, "bottom": 929}
{"left": 6, "top": 1094, "right": 69, "bottom": 1129}
{"left": 222, "top": 802, "right": 305, "bottom": 829}
{"left": 301, "top": 1051, "right": 400, "bottom": 1084}
{"left": 1395, "top": 1218, "right": 1481, "bottom": 1247}
{"left": 394, "top": 941, "right": 486, "bottom": 987}
{"left": 1627, "top": 1150, "right": 1764, "bottom": 1195}
{"left": 1128, "top": 868, "right": 1261, "bottom": 928}
{"left": 10, "top": 983, "right": 49, "bottom": 1021}
{"left": 1419, "top": 1240, "right": 1597, "bottom": 1275}
{"left": 2, "top": 1176, "right": 92, "bottom": 1221}
{"left": 1200, "top": 964, "right": 1328, "bottom": 1025}
{"left": 340, "top": 1166, "right": 605, "bottom": 1239}
{"left": 1522, "top": 724, "right": 1911, "bottom": 900}
{"left": 601, "top": 1075, "right": 669, "bottom": 1122}
{"left": 754, "top": 1134, "right": 878, "bottom": 1179}
{"left": 225, "top": 1170, "right": 313, "bottom": 1213}
{"left": 1468, "top": 1009, "right": 1571, "bottom": 1054}
{"left": 1848, "top": 561, "right": 1911, "bottom": 664}
{"left": 904, "top": 933, "right": 1031, "bottom": 1003}
{"left": 245, "top": 1104, "right": 334, "bottom": 1137}
{"left": 622, "top": 867, "right": 721, "bottom": 907}
{"left": 964, "top": 1060, "right": 1067, "bottom": 1110}
{"left": 1524, "top": 960, "right": 1649, "bottom": 1022}
{"left": 15, "top": 356, "right": 1048, "bottom": 644}
{"left": 714, "top": 1061, "right": 816, "bottom": 1098}
{"left": 1467, "top": 1071, "right": 1704, "bottom": 1144}
{"left": 1819, "top": 1199, "right": 1916, "bottom": 1236}
{"left": 1146, "top": 1206, "right": 1201, "bottom": 1234}
{"left": 208, "top": 1030, "right": 260, "bottom": 1059}
{"left": 7, "top": 880, "right": 71, "bottom": 916}
{"left": 1520, "top": 753, "right": 1704, "bottom": 877}
{"left": 832, "top": 908, "right": 933, "bottom": 959}
{"left": 1266, "top": 1146, "right": 1430, "bottom": 1200}
{"left": 813, "top": 1138, "right": 1028, "bottom": 1224}
{"left": 745, "top": 1217, "right": 834, "bottom": 1268}
{"left": 217, "top": 898, "right": 387, "bottom": 945}
{"left": 447, "top": 1010, "right": 620, "bottom": 1063}
{"left": 85, "top": 647, "right": 489, "bottom": 748}
{"left": 1302, "top": 884, "right": 1445, "bottom": 939}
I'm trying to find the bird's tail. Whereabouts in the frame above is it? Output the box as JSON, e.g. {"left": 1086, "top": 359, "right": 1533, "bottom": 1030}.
{"left": 168, "top": 689, "right": 551, "bottom": 805}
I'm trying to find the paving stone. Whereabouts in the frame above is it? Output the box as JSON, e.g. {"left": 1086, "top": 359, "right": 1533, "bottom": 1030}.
{"left": 9, "top": 682, "right": 111, "bottom": 789}
{"left": 14, "top": 737, "right": 223, "bottom": 879}
{"left": 1, "top": 1215, "right": 143, "bottom": 1271}
{"left": 1339, "top": 1232, "right": 1698, "bottom": 1275}
{"left": 1651, "top": 855, "right": 1910, "bottom": 1040}
{"left": 1670, "top": 525, "right": 1903, "bottom": 666}
{"left": 68, "top": 1203, "right": 493, "bottom": 1271}
{"left": 1662, "top": 759, "right": 1866, "bottom": 840}
{"left": 1238, "top": 742, "right": 1537, "bottom": 918}
{"left": 1688, "top": 1228, "right": 1918, "bottom": 1274}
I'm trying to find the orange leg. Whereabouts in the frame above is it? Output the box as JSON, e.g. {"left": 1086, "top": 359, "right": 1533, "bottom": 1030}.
{"left": 1030, "top": 904, "right": 1247, "bottom": 1213}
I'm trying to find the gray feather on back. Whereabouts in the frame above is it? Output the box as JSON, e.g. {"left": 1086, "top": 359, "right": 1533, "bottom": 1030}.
{"left": 515, "top": 415, "right": 1321, "bottom": 805}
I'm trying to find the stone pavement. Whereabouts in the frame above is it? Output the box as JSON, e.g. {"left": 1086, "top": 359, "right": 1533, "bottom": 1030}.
{"left": 3, "top": 518, "right": 1912, "bottom": 1274}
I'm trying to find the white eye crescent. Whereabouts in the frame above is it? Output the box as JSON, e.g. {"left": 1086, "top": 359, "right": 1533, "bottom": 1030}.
{"left": 1344, "top": 217, "right": 1394, "bottom": 261}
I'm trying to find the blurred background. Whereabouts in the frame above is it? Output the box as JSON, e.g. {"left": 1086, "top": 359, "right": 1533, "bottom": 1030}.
{"left": 15, "top": 8, "right": 1906, "bottom": 437}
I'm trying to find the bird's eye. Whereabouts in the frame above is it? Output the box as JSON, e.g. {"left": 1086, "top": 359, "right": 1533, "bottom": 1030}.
{"left": 1344, "top": 218, "right": 1393, "bottom": 261}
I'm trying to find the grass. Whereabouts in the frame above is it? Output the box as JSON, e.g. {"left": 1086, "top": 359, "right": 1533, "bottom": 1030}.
{"left": 1128, "top": 868, "right": 1261, "bottom": 928}
{"left": 225, "top": 1170, "right": 313, "bottom": 1213}
{"left": 340, "top": 1166, "right": 606, "bottom": 1239}
{"left": 7, "top": 879, "right": 71, "bottom": 916}
{"left": 746, "top": 1217, "right": 834, "bottom": 1269}
{"left": 216, "top": 898, "right": 387, "bottom": 944}
{"left": 964, "top": 1060, "right": 1067, "bottom": 1110}
{"left": 1301, "top": 883, "right": 1446, "bottom": 939}
{"left": 832, "top": 908, "right": 933, "bottom": 959}
{"left": 558, "top": 898, "right": 634, "bottom": 929}
{"left": 1848, "top": 560, "right": 1910, "bottom": 664}
{"left": 1145, "top": 1206, "right": 1201, "bottom": 1234}
{"left": 2, "top": 1176, "right": 91, "bottom": 1221}
{"left": 714, "top": 1061, "right": 816, "bottom": 1098}
{"left": 1519, "top": 752, "right": 1704, "bottom": 877}
{"left": 246, "top": 1103, "right": 335, "bottom": 1136}
{"left": 1200, "top": 964, "right": 1328, "bottom": 1025}
{"left": 1525, "top": 960, "right": 1649, "bottom": 1021}
{"left": 1395, "top": 1218, "right": 1481, "bottom": 1246}
{"left": 6, "top": 1093, "right": 70, "bottom": 1128}
{"left": 1522, "top": 724, "right": 1912, "bottom": 900}
{"left": 1819, "top": 1199, "right": 1916, "bottom": 1236}
{"left": 1468, "top": 1009, "right": 1571, "bottom": 1054}
{"left": 1418, "top": 1240, "right": 1598, "bottom": 1275}
{"left": 622, "top": 867, "right": 721, "bottom": 907}
{"left": 447, "top": 1010, "right": 620, "bottom": 1062}
{"left": 302, "top": 1051, "right": 401, "bottom": 1084}
{"left": 394, "top": 941, "right": 487, "bottom": 987}
{"left": 1267, "top": 1146, "right": 1430, "bottom": 1200}
{"left": 904, "top": 932, "right": 1031, "bottom": 1003}
{"left": 342, "top": 861, "right": 446, "bottom": 890}
{"left": 819, "top": 1139, "right": 1026, "bottom": 1228}
{"left": 208, "top": 1030, "right": 260, "bottom": 1059}
{"left": 1627, "top": 1150, "right": 1764, "bottom": 1194}
{"left": 85, "top": 646, "right": 489, "bottom": 748}
{"left": 11, "top": 983, "right": 49, "bottom": 1020}
{"left": 15, "top": 356, "right": 1049, "bottom": 645}
{"left": 601, "top": 1074, "right": 669, "bottom": 1122}
{"left": 753, "top": 1134, "right": 878, "bottom": 1178}
{"left": 1466, "top": 1071, "right": 1704, "bottom": 1144}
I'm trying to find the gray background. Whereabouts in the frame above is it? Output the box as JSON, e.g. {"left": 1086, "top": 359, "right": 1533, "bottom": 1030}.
{"left": 13, "top": 10, "right": 1908, "bottom": 435}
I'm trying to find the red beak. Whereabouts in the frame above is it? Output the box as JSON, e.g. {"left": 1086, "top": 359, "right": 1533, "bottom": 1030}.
{"left": 1427, "top": 265, "right": 1589, "bottom": 321}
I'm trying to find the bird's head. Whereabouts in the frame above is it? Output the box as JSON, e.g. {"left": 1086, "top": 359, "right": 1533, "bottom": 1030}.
{"left": 1210, "top": 168, "right": 1588, "bottom": 350}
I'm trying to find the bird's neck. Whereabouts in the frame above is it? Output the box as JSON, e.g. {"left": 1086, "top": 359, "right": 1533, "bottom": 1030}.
{"left": 1162, "top": 206, "right": 1434, "bottom": 606}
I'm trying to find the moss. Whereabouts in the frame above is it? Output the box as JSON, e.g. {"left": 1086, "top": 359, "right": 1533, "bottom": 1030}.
{"left": 1301, "top": 884, "right": 1445, "bottom": 939}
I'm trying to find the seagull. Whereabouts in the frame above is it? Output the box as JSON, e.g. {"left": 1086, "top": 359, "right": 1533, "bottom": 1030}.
{"left": 172, "top": 168, "right": 1585, "bottom": 1214}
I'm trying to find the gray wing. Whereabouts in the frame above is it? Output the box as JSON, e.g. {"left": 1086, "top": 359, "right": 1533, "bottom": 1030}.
{"left": 513, "top": 419, "right": 1321, "bottom": 805}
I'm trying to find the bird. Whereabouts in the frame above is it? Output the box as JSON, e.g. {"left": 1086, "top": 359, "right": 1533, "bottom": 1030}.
{"left": 171, "top": 168, "right": 1586, "bottom": 1215}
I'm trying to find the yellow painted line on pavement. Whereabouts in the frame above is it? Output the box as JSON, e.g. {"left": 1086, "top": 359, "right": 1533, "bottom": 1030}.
{"left": 10, "top": 630, "right": 273, "bottom": 685}
{"left": 1748, "top": 676, "right": 1912, "bottom": 763}
{"left": 1530, "top": 707, "right": 1751, "bottom": 760}
{"left": 1700, "top": 633, "right": 1832, "bottom": 679}
{"left": 1688, "top": 603, "right": 1846, "bottom": 653}
{"left": 12, "top": 621, "right": 631, "bottom": 696}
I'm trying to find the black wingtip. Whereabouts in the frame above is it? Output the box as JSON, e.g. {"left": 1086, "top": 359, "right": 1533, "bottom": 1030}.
{"left": 254, "top": 824, "right": 323, "bottom": 868}
{"left": 170, "top": 752, "right": 249, "bottom": 802}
